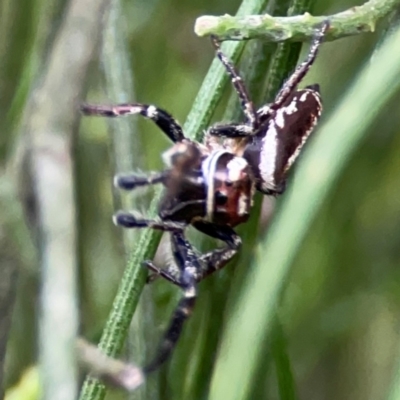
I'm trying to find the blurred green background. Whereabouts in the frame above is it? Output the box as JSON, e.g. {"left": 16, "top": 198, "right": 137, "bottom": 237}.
{"left": 1, "top": 0, "right": 400, "bottom": 399}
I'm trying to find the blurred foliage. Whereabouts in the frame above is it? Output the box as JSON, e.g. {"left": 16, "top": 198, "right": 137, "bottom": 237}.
{"left": 5, "top": 367, "right": 40, "bottom": 400}
{"left": 1, "top": 0, "right": 400, "bottom": 399}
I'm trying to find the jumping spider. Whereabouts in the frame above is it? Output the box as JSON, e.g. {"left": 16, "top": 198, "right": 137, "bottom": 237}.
{"left": 81, "top": 21, "right": 328, "bottom": 382}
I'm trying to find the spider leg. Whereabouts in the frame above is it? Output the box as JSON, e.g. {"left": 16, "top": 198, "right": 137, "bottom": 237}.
{"left": 113, "top": 211, "right": 185, "bottom": 232}
{"left": 114, "top": 171, "right": 167, "bottom": 190}
{"left": 192, "top": 221, "right": 241, "bottom": 281}
{"left": 143, "top": 228, "right": 201, "bottom": 286}
{"left": 142, "top": 260, "right": 181, "bottom": 285}
{"left": 269, "top": 21, "right": 329, "bottom": 114}
{"left": 207, "top": 122, "right": 255, "bottom": 138}
{"left": 143, "top": 231, "right": 199, "bottom": 373}
{"left": 80, "top": 103, "right": 185, "bottom": 143}
{"left": 211, "top": 36, "right": 259, "bottom": 129}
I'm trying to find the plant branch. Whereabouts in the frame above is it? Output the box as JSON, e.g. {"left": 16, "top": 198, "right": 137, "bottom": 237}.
{"left": 77, "top": 338, "right": 144, "bottom": 391}
{"left": 195, "top": 0, "right": 400, "bottom": 41}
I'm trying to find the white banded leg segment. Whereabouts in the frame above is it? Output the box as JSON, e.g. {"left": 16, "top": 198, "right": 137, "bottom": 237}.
{"left": 80, "top": 102, "right": 185, "bottom": 142}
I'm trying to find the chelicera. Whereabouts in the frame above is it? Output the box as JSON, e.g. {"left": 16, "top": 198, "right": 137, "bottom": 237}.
{"left": 81, "top": 21, "right": 328, "bottom": 384}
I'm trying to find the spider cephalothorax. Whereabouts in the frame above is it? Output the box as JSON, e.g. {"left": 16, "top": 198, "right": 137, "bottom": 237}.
{"left": 81, "top": 21, "right": 329, "bottom": 386}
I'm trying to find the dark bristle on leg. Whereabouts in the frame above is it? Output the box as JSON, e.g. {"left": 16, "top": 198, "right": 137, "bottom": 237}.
{"left": 80, "top": 103, "right": 185, "bottom": 143}
{"left": 210, "top": 35, "right": 258, "bottom": 129}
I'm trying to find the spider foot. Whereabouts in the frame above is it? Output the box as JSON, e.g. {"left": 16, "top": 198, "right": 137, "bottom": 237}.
{"left": 113, "top": 212, "right": 185, "bottom": 232}
{"left": 114, "top": 172, "right": 166, "bottom": 190}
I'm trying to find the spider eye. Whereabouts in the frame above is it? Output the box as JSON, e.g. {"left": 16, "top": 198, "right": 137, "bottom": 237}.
{"left": 215, "top": 191, "right": 228, "bottom": 205}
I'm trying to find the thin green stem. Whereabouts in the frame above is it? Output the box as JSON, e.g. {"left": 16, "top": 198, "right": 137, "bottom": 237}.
{"left": 195, "top": 0, "right": 400, "bottom": 41}
{"left": 101, "top": 1, "right": 141, "bottom": 176}
{"left": 100, "top": 3, "right": 153, "bottom": 400}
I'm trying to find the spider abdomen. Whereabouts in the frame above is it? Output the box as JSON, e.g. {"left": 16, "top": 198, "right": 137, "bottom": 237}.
{"left": 243, "top": 86, "right": 322, "bottom": 195}
{"left": 202, "top": 151, "right": 254, "bottom": 226}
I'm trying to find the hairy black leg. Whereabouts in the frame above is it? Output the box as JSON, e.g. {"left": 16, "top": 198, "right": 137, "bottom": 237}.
{"left": 269, "top": 21, "right": 329, "bottom": 115}
{"left": 207, "top": 122, "right": 255, "bottom": 138}
{"left": 114, "top": 171, "right": 167, "bottom": 190}
{"left": 193, "top": 221, "right": 241, "bottom": 280}
{"left": 80, "top": 103, "right": 185, "bottom": 142}
{"left": 143, "top": 231, "right": 199, "bottom": 373}
{"left": 113, "top": 211, "right": 185, "bottom": 232}
{"left": 211, "top": 36, "right": 258, "bottom": 129}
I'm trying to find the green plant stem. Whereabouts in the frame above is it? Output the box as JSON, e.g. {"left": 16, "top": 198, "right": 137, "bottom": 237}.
{"left": 2, "top": 0, "right": 62, "bottom": 160}
{"left": 209, "top": 21, "right": 400, "bottom": 400}
{"left": 195, "top": 0, "right": 400, "bottom": 41}
{"left": 101, "top": 1, "right": 140, "bottom": 178}
{"left": 100, "top": 2, "right": 154, "bottom": 400}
